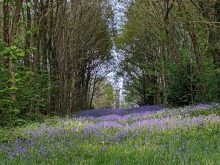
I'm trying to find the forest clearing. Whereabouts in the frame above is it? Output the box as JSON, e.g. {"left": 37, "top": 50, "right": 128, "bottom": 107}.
{"left": 0, "top": 0, "right": 220, "bottom": 164}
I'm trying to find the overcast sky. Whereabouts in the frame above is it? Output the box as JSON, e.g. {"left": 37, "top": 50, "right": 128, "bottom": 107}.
{"left": 107, "top": 0, "right": 127, "bottom": 90}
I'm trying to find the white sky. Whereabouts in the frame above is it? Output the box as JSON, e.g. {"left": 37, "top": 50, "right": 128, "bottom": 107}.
{"left": 107, "top": 0, "right": 128, "bottom": 95}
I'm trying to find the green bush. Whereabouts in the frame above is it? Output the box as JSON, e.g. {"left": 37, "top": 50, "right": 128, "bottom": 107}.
{"left": 0, "top": 44, "right": 49, "bottom": 127}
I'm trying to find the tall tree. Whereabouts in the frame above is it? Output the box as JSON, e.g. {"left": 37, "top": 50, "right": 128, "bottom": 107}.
{"left": 117, "top": 0, "right": 220, "bottom": 106}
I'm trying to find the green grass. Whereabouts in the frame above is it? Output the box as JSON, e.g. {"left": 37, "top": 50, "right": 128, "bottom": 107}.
{"left": 1, "top": 124, "right": 220, "bottom": 165}
{"left": 189, "top": 108, "right": 220, "bottom": 117}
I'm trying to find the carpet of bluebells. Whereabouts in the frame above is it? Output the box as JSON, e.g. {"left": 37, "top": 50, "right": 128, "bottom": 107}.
{"left": 0, "top": 104, "right": 220, "bottom": 164}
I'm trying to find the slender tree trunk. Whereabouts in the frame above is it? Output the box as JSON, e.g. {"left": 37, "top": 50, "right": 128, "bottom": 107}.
{"left": 33, "top": 0, "right": 40, "bottom": 72}
{"left": 164, "top": 1, "right": 180, "bottom": 65}
{"left": 187, "top": 22, "right": 202, "bottom": 71}
{"left": 161, "top": 44, "right": 168, "bottom": 105}
{"left": 24, "top": 0, "right": 32, "bottom": 67}
{"left": 212, "top": 2, "right": 220, "bottom": 67}
{"left": 3, "top": 0, "right": 10, "bottom": 65}
{"left": 3, "top": 0, "right": 22, "bottom": 101}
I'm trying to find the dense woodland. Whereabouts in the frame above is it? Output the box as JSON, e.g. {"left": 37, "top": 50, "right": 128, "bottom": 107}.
{"left": 117, "top": 0, "right": 220, "bottom": 106}
{"left": 0, "top": 0, "right": 116, "bottom": 126}
{"left": 0, "top": 0, "right": 220, "bottom": 126}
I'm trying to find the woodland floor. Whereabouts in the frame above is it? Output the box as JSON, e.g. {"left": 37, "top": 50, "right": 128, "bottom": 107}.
{"left": 0, "top": 104, "right": 220, "bottom": 165}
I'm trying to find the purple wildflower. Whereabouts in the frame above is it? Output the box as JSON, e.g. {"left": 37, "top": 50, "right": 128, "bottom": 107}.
{"left": 85, "top": 121, "right": 124, "bottom": 132}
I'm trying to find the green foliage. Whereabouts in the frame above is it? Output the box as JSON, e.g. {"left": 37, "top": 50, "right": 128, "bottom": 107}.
{"left": 0, "top": 114, "right": 49, "bottom": 143}
{"left": 0, "top": 127, "right": 27, "bottom": 143}
{"left": 167, "top": 62, "right": 196, "bottom": 106}
{"left": 0, "top": 44, "right": 49, "bottom": 127}
{"left": 166, "top": 55, "right": 220, "bottom": 106}
{"left": 93, "top": 81, "right": 114, "bottom": 109}
{"left": 198, "top": 58, "right": 220, "bottom": 102}
{"left": 116, "top": 0, "right": 220, "bottom": 106}
{"left": 3, "top": 46, "right": 25, "bottom": 60}
{"left": 16, "top": 68, "right": 49, "bottom": 115}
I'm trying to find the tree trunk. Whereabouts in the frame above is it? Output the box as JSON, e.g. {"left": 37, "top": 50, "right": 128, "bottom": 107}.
{"left": 187, "top": 22, "right": 202, "bottom": 71}
{"left": 164, "top": 1, "right": 180, "bottom": 65}
{"left": 25, "top": 0, "right": 32, "bottom": 67}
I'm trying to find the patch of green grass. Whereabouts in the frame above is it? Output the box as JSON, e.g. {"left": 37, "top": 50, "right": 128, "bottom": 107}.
{"left": 1, "top": 123, "right": 219, "bottom": 165}
{"left": 0, "top": 116, "right": 61, "bottom": 143}
{"left": 189, "top": 108, "right": 220, "bottom": 117}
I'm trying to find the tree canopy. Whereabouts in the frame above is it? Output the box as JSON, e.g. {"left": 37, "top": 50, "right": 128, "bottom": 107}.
{"left": 0, "top": 0, "right": 114, "bottom": 126}
{"left": 117, "top": 0, "right": 220, "bottom": 106}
